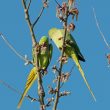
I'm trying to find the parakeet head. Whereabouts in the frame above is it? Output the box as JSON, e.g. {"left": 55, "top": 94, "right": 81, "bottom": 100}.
{"left": 48, "top": 28, "right": 57, "bottom": 39}
{"left": 39, "top": 36, "right": 49, "bottom": 45}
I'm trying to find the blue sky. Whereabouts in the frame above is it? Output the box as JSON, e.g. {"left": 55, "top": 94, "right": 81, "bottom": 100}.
{"left": 0, "top": 0, "right": 110, "bottom": 110}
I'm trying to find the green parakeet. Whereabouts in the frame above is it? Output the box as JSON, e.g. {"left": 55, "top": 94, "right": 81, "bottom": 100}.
{"left": 48, "top": 28, "right": 96, "bottom": 101}
{"left": 17, "top": 36, "right": 53, "bottom": 108}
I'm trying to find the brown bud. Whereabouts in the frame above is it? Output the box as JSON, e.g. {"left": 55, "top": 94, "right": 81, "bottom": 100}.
{"left": 60, "top": 91, "right": 71, "bottom": 97}
{"left": 52, "top": 65, "right": 57, "bottom": 73}
{"left": 48, "top": 86, "right": 57, "bottom": 94}
{"left": 62, "top": 2, "right": 67, "bottom": 8}
{"left": 61, "top": 72, "right": 70, "bottom": 82}
{"left": 58, "top": 56, "right": 68, "bottom": 64}
{"left": 40, "top": 105, "right": 45, "bottom": 110}
{"left": 69, "top": 23, "right": 75, "bottom": 31}
{"left": 43, "top": 2, "right": 48, "bottom": 8}
{"left": 69, "top": 8, "right": 79, "bottom": 20}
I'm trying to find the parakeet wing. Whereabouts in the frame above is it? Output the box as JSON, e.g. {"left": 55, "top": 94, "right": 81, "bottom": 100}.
{"left": 65, "top": 31, "right": 85, "bottom": 62}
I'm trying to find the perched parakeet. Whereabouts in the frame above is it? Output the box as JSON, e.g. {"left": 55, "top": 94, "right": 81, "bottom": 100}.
{"left": 48, "top": 28, "right": 96, "bottom": 101}
{"left": 17, "top": 36, "right": 53, "bottom": 108}
{"left": 33, "top": 36, "right": 53, "bottom": 71}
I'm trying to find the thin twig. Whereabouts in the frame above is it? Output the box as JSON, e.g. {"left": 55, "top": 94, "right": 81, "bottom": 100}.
{"left": 32, "top": 0, "right": 48, "bottom": 28}
{"left": 0, "top": 79, "right": 38, "bottom": 102}
{"left": 54, "top": 0, "right": 62, "bottom": 8}
{"left": 33, "top": 7, "right": 45, "bottom": 28}
{"left": 0, "top": 33, "right": 32, "bottom": 65}
{"left": 45, "top": 97, "right": 54, "bottom": 107}
{"left": 92, "top": 7, "right": 110, "bottom": 49}
{"left": 27, "top": 0, "right": 32, "bottom": 10}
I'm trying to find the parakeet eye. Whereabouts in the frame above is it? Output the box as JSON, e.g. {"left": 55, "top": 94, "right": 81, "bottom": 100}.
{"left": 59, "top": 47, "right": 62, "bottom": 50}
{"left": 58, "top": 37, "right": 63, "bottom": 40}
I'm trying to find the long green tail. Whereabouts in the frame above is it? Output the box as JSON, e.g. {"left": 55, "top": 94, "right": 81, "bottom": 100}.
{"left": 17, "top": 67, "right": 38, "bottom": 108}
{"left": 71, "top": 54, "right": 96, "bottom": 101}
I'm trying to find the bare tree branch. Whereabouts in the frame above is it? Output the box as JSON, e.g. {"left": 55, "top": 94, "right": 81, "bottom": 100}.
{"left": 92, "top": 7, "right": 110, "bottom": 49}
{"left": 27, "top": 0, "right": 32, "bottom": 10}
{"left": 33, "top": 7, "right": 45, "bottom": 28}
{"left": 22, "top": 0, "right": 37, "bottom": 46}
{"left": 53, "top": 23, "right": 68, "bottom": 110}
{"left": 0, "top": 79, "right": 39, "bottom": 102}
{"left": 52, "top": 1, "right": 77, "bottom": 109}
{"left": 53, "top": 9, "right": 69, "bottom": 110}
{"left": 33, "top": 0, "right": 48, "bottom": 28}
{"left": 54, "top": 0, "right": 62, "bottom": 8}
{"left": 0, "top": 33, "right": 32, "bottom": 65}
{"left": 22, "top": 0, "right": 45, "bottom": 109}
{"left": 45, "top": 97, "right": 55, "bottom": 107}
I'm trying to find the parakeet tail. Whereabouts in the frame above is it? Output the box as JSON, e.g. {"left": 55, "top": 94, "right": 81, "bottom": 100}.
{"left": 71, "top": 54, "right": 96, "bottom": 101}
{"left": 17, "top": 67, "right": 38, "bottom": 109}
